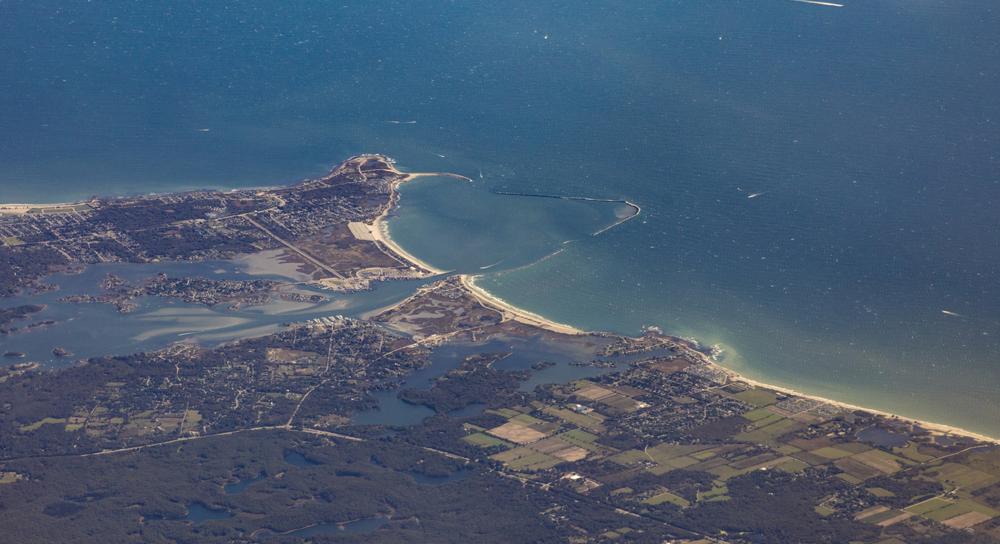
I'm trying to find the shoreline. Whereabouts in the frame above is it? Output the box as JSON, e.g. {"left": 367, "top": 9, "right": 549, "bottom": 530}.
{"left": 453, "top": 280, "right": 999, "bottom": 444}
{"left": 459, "top": 274, "right": 585, "bottom": 336}
{"left": 684, "top": 347, "right": 1000, "bottom": 445}
{"left": 296, "top": 165, "right": 1000, "bottom": 444}
{"left": 7, "top": 159, "right": 997, "bottom": 445}
{"left": 368, "top": 218, "right": 449, "bottom": 276}
{"left": 363, "top": 164, "right": 464, "bottom": 277}
{"left": 488, "top": 191, "right": 641, "bottom": 237}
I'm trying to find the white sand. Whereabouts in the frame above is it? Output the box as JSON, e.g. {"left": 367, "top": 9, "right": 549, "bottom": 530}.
{"left": 459, "top": 274, "right": 584, "bottom": 336}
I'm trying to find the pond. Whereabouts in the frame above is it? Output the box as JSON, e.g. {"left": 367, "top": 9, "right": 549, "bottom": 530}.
{"left": 855, "top": 426, "right": 910, "bottom": 449}
{"left": 350, "top": 334, "right": 621, "bottom": 427}
{"left": 185, "top": 502, "right": 233, "bottom": 524}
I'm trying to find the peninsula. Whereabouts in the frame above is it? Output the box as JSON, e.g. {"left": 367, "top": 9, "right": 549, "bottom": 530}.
{"left": 1, "top": 156, "right": 998, "bottom": 543}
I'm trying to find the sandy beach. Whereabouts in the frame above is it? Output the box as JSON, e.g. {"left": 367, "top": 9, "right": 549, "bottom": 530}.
{"left": 459, "top": 274, "right": 585, "bottom": 336}
{"left": 368, "top": 216, "right": 448, "bottom": 275}
{"left": 363, "top": 168, "right": 999, "bottom": 444}
{"left": 478, "top": 278, "right": 1000, "bottom": 444}
{"left": 688, "top": 349, "right": 1000, "bottom": 445}
{"left": 360, "top": 161, "right": 469, "bottom": 277}
{"left": 7, "top": 158, "right": 996, "bottom": 446}
{"left": 453, "top": 277, "right": 999, "bottom": 444}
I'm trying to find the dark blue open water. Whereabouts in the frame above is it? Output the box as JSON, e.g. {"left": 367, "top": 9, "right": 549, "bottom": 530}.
{"left": 2, "top": 1, "right": 998, "bottom": 436}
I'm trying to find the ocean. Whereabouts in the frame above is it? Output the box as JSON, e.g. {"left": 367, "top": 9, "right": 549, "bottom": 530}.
{"left": 2, "top": 1, "right": 998, "bottom": 436}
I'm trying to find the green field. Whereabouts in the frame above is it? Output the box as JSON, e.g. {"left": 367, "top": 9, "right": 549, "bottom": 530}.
{"left": 923, "top": 500, "right": 998, "bottom": 523}
{"left": 697, "top": 483, "right": 730, "bottom": 503}
{"left": 463, "top": 432, "right": 511, "bottom": 449}
{"left": 643, "top": 491, "right": 690, "bottom": 508}
{"left": 555, "top": 429, "right": 609, "bottom": 454}
{"left": 810, "top": 446, "right": 855, "bottom": 460}
{"left": 541, "top": 406, "right": 605, "bottom": 431}
{"left": 729, "top": 389, "right": 779, "bottom": 407}
{"left": 905, "top": 497, "right": 952, "bottom": 515}
{"left": 929, "top": 463, "right": 1000, "bottom": 490}
{"left": 734, "top": 418, "right": 801, "bottom": 445}
{"left": 491, "top": 447, "right": 562, "bottom": 471}
{"left": 19, "top": 417, "right": 67, "bottom": 432}
{"left": 774, "top": 458, "right": 810, "bottom": 473}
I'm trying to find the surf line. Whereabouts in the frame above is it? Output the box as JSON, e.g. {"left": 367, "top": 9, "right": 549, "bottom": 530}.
{"left": 491, "top": 190, "right": 641, "bottom": 236}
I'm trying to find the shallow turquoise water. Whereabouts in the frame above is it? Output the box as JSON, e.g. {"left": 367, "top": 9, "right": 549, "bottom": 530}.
{"left": 2, "top": 1, "right": 998, "bottom": 436}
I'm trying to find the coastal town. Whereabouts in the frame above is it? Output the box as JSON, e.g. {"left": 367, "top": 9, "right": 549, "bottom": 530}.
{"left": 0, "top": 157, "right": 998, "bottom": 543}
{"left": 0, "top": 154, "right": 445, "bottom": 298}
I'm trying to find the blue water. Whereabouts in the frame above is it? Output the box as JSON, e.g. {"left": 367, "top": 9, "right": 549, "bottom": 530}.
{"left": 185, "top": 502, "right": 233, "bottom": 524}
{"left": 0, "top": 261, "right": 429, "bottom": 366}
{"left": 2, "top": 1, "right": 999, "bottom": 437}
{"left": 351, "top": 335, "right": 612, "bottom": 426}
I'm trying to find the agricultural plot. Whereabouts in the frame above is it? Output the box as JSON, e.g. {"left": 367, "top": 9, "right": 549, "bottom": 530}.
{"left": 491, "top": 447, "right": 562, "bottom": 472}
{"left": 572, "top": 382, "right": 646, "bottom": 413}
{"left": 927, "top": 462, "right": 999, "bottom": 491}
{"left": 643, "top": 490, "right": 690, "bottom": 508}
{"left": 457, "top": 345, "right": 1000, "bottom": 541}
{"left": 734, "top": 417, "right": 802, "bottom": 446}
{"left": 462, "top": 432, "right": 511, "bottom": 449}
{"left": 727, "top": 389, "right": 779, "bottom": 407}
{"left": 696, "top": 483, "right": 730, "bottom": 503}
{"left": 541, "top": 406, "right": 606, "bottom": 432}
{"left": 486, "top": 420, "right": 550, "bottom": 445}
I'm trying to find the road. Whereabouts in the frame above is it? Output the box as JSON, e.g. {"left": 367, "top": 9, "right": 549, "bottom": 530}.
{"left": 243, "top": 215, "right": 344, "bottom": 279}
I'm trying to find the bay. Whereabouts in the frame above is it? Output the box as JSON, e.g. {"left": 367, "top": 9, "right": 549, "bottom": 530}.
{"left": 2, "top": 1, "right": 998, "bottom": 436}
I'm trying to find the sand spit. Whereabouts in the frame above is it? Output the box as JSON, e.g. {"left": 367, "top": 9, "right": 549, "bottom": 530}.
{"left": 366, "top": 165, "right": 1000, "bottom": 445}
{"left": 459, "top": 274, "right": 585, "bottom": 336}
